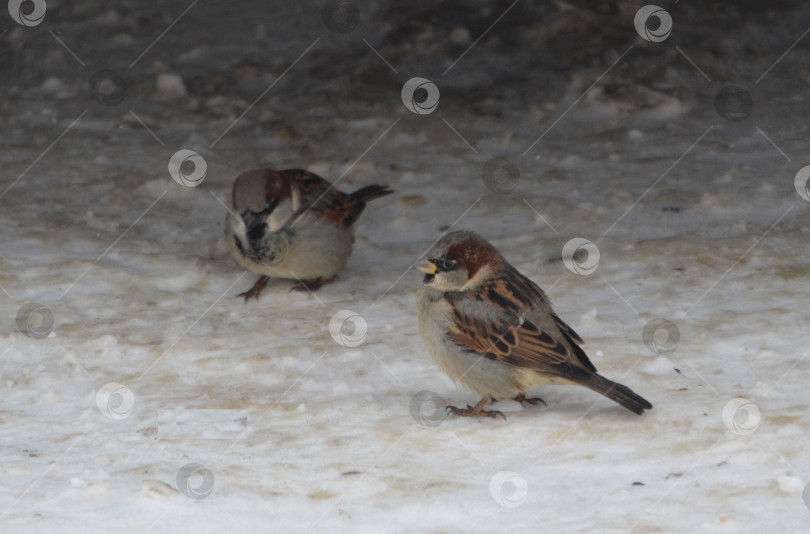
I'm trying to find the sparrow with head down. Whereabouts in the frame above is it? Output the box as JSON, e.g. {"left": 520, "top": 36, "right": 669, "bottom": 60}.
{"left": 226, "top": 168, "right": 392, "bottom": 300}
{"left": 415, "top": 230, "right": 652, "bottom": 419}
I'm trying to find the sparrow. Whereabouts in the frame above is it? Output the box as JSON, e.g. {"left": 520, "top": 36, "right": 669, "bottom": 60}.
{"left": 415, "top": 231, "right": 652, "bottom": 419}
{"left": 225, "top": 168, "right": 392, "bottom": 300}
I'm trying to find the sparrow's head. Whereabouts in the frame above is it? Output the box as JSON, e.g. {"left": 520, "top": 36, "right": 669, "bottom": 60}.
{"left": 227, "top": 169, "right": 294, "bottom": 250}
{"left": 232, "top": 169, "right": 291, "bottom": 214}
{"left": 415, "top": 231, "right": 502, "bottom": 292}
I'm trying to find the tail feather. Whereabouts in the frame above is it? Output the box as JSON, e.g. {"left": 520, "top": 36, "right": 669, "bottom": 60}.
{"left": 584, "top": 373, "right": 653, "bottom": 415}
{"left": 351, "top": 184, "right": 393, "bottom": 203}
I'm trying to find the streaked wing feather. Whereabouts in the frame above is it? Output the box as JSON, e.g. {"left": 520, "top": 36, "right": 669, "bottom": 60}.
{"left": 445, "top": 269, "right": 576, "bottom": 374}
{"left": 281, "top": 169, "right": 365, "bottom": 228}
{"left": 447, "top": 312, "right": 570, "bottom": 373}
{"left": 552, "top": 312, "right": 583, "bottom": 345}
{"left": 550, "top": 312, "right": 596, "bottom": 372}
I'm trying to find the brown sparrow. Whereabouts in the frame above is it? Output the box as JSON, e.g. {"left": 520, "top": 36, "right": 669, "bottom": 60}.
{"left": 415, "top": 231, "right": 652, "bottom": 419}
{"left": 225, "top": 168, "right": 392, "bottom": 300}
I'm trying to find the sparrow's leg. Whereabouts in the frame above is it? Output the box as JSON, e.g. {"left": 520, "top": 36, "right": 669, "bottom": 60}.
{"left": 513, "top": 393, "right": 546, "bottom": 407}
{"left": 237, "top": 275, "right": 270, "bottom": 302}
{"left": 446, "top": 397, "right": 505, "bottom": 419}
{"left": 290, "top": 276, "right": 336, "bottom": 293}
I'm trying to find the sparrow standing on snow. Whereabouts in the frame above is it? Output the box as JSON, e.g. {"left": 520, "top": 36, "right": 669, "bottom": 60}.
{"left": 225, "top": 168, "right": 392, "bottom": 300}
{"left": 416, "top": 231, "right": 652, "bottom": 419}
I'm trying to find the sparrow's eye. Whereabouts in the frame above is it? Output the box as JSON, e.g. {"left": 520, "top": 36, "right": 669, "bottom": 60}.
{"left": 437, "top": 258, "right": 457, "bottom": 272}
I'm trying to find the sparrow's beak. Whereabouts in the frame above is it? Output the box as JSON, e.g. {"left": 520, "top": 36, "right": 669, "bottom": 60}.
{"left": 414, "top": 260, "right": 438, "bottom": 275}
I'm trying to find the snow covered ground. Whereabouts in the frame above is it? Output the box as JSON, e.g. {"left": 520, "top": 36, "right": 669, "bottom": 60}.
{"left": 2, "top": 1, "right": 810, "bottom": 532}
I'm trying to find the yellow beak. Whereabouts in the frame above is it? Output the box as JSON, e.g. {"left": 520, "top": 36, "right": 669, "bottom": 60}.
{"left": 414, "top": 260, "right": 438, "bottom": 275}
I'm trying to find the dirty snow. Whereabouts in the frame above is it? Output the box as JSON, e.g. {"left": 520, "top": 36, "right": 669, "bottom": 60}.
{"left": 2, "top": 1, "right": 810, "bottom": 532}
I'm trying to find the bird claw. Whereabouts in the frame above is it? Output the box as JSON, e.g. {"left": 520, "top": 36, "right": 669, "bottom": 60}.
{"left": 513, "top": 393, "right": 546, "bottom": 407}
{"left": 445, "top": 404, "right": 505, "bottom": 420}
{"left": 237, "top": 276, "right": 269, "bottom": 302}
{"left": 289, "top": 276, "right": 335, "bottom": 293}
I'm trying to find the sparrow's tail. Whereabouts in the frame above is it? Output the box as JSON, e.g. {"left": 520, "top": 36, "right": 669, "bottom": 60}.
{"left": 350, "top": 184, "right": 394, "bottom": 203}
{"left": 582, "top": 373, "right": 653, "bottom": 415}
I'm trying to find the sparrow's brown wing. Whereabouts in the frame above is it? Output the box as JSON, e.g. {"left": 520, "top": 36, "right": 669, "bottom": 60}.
{"left": 280, "top": 169, "right": 375, "bottom": 228}
{"left": 445, "top": 268, "right": 596, "bottom": 374}
{"left": 552, "top": 312, "right": 583, "bottom": 345}
{"left": 281, "top": 169, "right": 332, "bottom": 197}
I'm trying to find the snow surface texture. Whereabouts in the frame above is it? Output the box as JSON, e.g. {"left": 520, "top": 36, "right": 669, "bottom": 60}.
{"left": 2, "top": 1, "right": 810, "bottom": 532}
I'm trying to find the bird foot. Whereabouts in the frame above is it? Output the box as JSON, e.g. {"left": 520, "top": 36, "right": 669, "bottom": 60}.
{"left": 290, "top": 276, "right": 335, "bottom": 293}
{"left": 237, "top": 275, "right": 270, "bottom": 302}
{"left": 446, "top": 397, "right": 505, "bottom": 420}
{"left": 513, "top": 393, "right": 546, "bottom": 407}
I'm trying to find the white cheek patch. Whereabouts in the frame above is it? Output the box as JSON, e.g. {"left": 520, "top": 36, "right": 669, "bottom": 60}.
{"left": 228, "top": 212, "right": 246, "bottom": 234}
{"left": 267, "top": 198, "right": 293, "bottom": 232}
{"left": 290, "top": 187, "right": 303, "bottom": 212}
{"left": 461, "top": 265, "right": 491, "bottom": 292}
{"left": 430, "top": 272, "right": 461, "bottom": 292}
